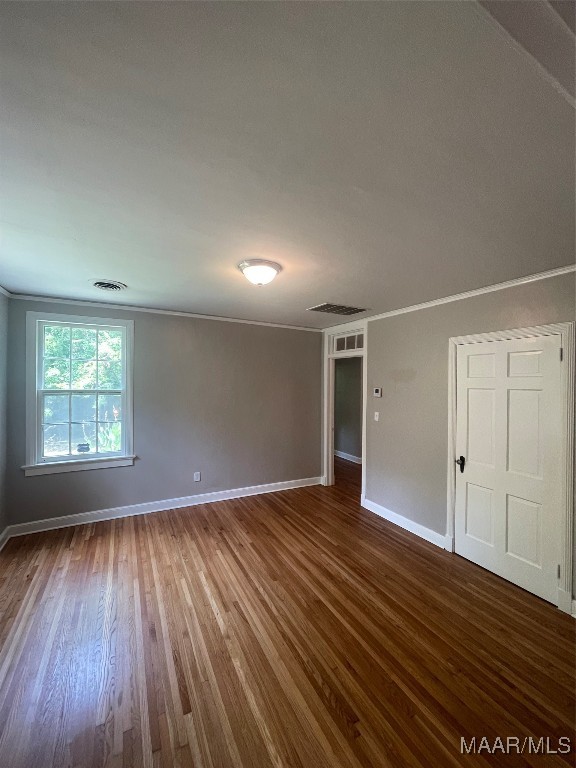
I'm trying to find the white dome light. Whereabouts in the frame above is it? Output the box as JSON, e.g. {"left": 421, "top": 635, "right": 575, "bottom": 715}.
{"left": 238, "top": 259, "right": 282, "bottom": 285}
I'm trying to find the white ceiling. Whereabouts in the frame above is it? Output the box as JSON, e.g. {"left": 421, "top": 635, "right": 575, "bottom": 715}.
{"left": 0, "top": 1, "right": 574, "bottom": 329}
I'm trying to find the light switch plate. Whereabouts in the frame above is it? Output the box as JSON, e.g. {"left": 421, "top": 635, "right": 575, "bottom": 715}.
{"left": 373, "top": 387, "right": 382, "bottom": 397}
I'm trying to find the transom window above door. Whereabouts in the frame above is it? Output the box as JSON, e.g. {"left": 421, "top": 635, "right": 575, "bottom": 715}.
{"left": 332, "top": 332, "right": 364, "bottom": 354}
{"left": 24, "top": 312, "right": 134, "bottom": 476}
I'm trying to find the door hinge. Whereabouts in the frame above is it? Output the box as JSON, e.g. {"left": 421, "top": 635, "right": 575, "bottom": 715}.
{"left": 560, "top": 347, "right": 563, "bottom": 361}
{"left": 557, "top": 564, "right": 561, "bottom": 579}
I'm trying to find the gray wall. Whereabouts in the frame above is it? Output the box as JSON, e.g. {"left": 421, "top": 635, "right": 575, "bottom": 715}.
{"left": 366, "top": 272, "right": 574, "bottom": 532}
{"left": 334, "top": 357, "right": 362, "bottom": 460}
{"left": 365, "top": 273, "right": 575, "bottom": 591}
{"left": 0, "top": 293, "right": 7, "bottom": 532}
{"left": 6, "top": 299, "right": 322, "bottom": 525}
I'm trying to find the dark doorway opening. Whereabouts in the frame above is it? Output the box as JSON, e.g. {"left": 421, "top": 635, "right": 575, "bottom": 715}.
{"left": 333, "top": 357, "right": 362, "bottom": 496}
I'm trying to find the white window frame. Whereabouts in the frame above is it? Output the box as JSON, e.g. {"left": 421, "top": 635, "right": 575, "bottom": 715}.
{"left": 331, "top": 330, "right": 365, "bottom": 355}
{"left": 24, "top": 312, "right": 135, "bottom": 476}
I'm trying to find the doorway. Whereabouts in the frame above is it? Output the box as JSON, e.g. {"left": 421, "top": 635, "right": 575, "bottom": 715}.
{"left": 322, "top": 326, "right": 367, "bottom": 493}
{"left": 448, "top": 323, "right": 574, "bottom": 611}
{"left": 334, "top": 357, "right": 363, "bottom": 493}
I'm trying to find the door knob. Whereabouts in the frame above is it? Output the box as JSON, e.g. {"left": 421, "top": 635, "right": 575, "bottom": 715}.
{"left": 455, "top": 456, "right": 466, "bottom": 473}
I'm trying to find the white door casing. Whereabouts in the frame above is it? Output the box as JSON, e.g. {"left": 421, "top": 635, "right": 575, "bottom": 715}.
{"left": 322, "top": 320, "right": 367, "bottom": 490}
{"left": 448, "top": 323, "right": 574, "bottom": 611}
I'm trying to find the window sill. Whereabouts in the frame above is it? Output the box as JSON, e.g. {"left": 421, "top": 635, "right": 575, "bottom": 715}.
{"left": 22, "top": 455, "right": 136, "bottom": 477}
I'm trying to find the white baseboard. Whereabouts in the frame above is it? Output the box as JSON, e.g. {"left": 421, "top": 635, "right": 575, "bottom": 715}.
{"left": 2, "top": 476, "right": 322, "bottom": 541}
{"left": 557, "top": 589, "right": 573, "bottom": 615}
{"left": 360, "top": 495, "right": 449, "bottom": 550}
{"left": 0, "top": 527, "right": 8, "bottom": 552}
{"left": 334, "top": 450, "right": 362, "bottom": 464}
{"left": 360, "top": 499, "right": 576, "bottom": 613}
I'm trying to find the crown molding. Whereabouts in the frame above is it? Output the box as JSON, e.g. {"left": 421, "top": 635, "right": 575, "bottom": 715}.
{"left": 4, "top": 264, "right": 574, "bottom": 335}
{"left": 323, "top": 265, "right": 575, "bottom": 332}
{"left": 0, "top": 288, "right": 321, "bottom": 333}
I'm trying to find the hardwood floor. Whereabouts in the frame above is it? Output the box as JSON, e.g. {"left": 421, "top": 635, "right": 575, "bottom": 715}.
{"left": 0, "top": 458, "right": 574, "bottom": 767}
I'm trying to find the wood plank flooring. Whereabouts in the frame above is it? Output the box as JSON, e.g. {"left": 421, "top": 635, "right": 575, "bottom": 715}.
{"left": 0, "top": 459, "right": 574, "bottom": 767}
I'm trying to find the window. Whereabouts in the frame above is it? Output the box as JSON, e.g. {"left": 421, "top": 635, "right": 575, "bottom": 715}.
{"left": 333, "top": 332, "right": 364, "bottom": 354}
{"left": 25, "top": 312, "right": 134, "bottom": 476}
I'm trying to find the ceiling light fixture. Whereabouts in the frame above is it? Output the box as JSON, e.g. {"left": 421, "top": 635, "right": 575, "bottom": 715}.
{"left": 238, "top": 259, "right": 282, "bottom": 286}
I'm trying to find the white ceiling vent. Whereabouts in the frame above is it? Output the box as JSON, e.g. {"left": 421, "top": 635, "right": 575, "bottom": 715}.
{"left": 307, "top": 303, "right": 367, "bottom": 316}
{"left": 92, "top": 279, "right": 128, "bottom": 292}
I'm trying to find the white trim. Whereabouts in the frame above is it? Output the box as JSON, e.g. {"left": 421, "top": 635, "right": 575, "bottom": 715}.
{"left": 2, "top": 476, "right": 322, "bottom": 540}
{"left": 323, "top": 266, "right": 575, "bottom": 330}
{"left": 557, "top": 590, "right": 574, "bottom": 615}
{"left": 446, "top": 338, "right": 457, "bottom": 547}
{"left": 334, "top": 450, "right": 362, "bottom": 464}
{"left": 323, "top": 317, "right": 371, "bottom": 335}
{"left": 450, "top": 322, "right": 576, "bottom": 346}
{"left": 25, "top": 311, "right": 135, "bottom": 473}
{"left": 0, "top": 527, "right": 9, "bottom": 552}
{"left": 328, "top": 349, "right": 365, "bottom": 360}
{"left": 322, "top": 331, "right": 334, "bottom": 486}
{"left": 361, "top": 495, "right": 452, "bottom": 550}
{"left": 361, "top": 336, "right": 368, "bottom": 498}
{"left": 447, "top": 322, "right": 575, "bottom": 612}
{"left": 22, "top": 455, "right": 136, "bottom": 476}
{"left": 0, "top": 285, "right": 10, "bottom": 298}
{"left": 571, "top": 600, "right": 576, "bottom": 619}
{"left": 6, "top": 291, "right": 320, "bottom": 333}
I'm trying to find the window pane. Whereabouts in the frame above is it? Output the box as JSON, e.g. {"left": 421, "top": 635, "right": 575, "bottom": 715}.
{"left": 44, "top": 326, "right": 70, "bottom": 358}
{"left": 335, "top": 337, "right": 345, "bottom": 351}
{"left": 71, "top": 394, "right": 96, "bottom": 423}
{"left": 42, "top": 424, "right": 70, "bottom": 457}
{"left": 345, "top": 335, "right": 356, "bottom": 350}
{"left": 98, "top": 361, "right": 122, "bottom": 390}
{"left": 98, "top": 329, "right": 123, "bottom": 361}
{"left": 35, "top": 318, "right": 130, "bottom": 466}
{"left": 98, "top": 394, "right": 122, "bottom": 422}
{"left": 72, "top": 423, "right": 96, "bottom": 455}
{"left": 356, "top": 334, "right": 364, "bottom": 349}
{"left": 43, "top": 394, "right": 69, "bottom": 424}
{"left": 71, "top": 360, "right": 97, "bottom": 390}
{"left": 43, "top": 359, "right": 70, "bottom": 389}
{"left": 98, "top": 422, "right": 122, "bottom": 453}
{"left": 71, "top": 328, "right": 97, "bottom": 360}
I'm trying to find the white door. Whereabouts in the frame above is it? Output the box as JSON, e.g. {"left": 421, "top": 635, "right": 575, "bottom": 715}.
{"left": 454, "top": 334, "right": 562, "bottom": 603}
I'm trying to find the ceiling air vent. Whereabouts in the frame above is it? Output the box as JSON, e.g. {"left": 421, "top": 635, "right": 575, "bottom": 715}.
{"left": 92, "top": 279, "right": 127, "bottom": 292}
{"left": 307, "top": 303, "right": 367, "bottom": 316}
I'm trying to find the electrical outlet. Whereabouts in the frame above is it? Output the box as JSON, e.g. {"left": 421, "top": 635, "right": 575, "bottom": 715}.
{"left": 194, "top": 471, "right": 201, "bottom": 482}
